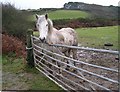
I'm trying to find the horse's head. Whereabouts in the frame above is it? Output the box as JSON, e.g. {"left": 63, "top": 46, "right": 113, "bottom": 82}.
{"left": 35, "top": 14, "right": 49, "bottom": 42}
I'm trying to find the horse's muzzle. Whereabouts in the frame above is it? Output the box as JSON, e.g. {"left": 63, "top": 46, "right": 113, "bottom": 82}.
{"left": 39, "top": 37, "right": 45, "bottom": 42}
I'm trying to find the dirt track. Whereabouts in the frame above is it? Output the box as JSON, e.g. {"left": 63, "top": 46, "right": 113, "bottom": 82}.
{"left": 38, "top": 49, "right": 118, "bottom": 90}
{"left": 56, "top": 50, "right": 119, "bottom": 90}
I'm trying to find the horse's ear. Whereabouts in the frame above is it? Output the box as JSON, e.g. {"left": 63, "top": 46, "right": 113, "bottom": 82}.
{"left": 35, "top": 14, "right": 39, "bottom": 19}
{"left": 45, "top": 14, "right": 48, "bottom": 19}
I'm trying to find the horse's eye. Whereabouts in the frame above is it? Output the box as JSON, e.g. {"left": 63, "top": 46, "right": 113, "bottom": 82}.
{"left": 37, "top": 24, "right": 39, "bottom": 27}
{"left": 46, "top": 24, "right": 48, "bottom": 26}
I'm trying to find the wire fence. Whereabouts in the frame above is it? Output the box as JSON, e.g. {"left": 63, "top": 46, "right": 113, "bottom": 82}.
{"left": 31, "top": 35, "right": 119, "bottom": 91}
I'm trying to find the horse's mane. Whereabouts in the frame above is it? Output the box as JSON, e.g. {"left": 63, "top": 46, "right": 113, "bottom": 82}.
{"left": 47, "top": 19, "right": 53, "bottom": 27}
{"left": 47, "top": 19, "right": 53, "bottom": 32}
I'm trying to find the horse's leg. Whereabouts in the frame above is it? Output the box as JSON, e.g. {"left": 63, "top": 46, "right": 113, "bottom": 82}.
{"left": 64, "top": 49, "right": 71, "bottom": 70}
{"left": 58, "top": 56, "right": 64, "bottom": 74}
{"left": 56, "top": 48, "right": 67, "bottom": 74}
{"left": 73, "top": 49, "right": 77, "bottom": 66}
{"left": 72, "top": 48, "right": 78, "bottom": 73}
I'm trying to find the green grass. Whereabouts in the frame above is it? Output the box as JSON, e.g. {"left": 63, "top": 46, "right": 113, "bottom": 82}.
{"left": 29, "top": 10, "right": 89, "bottom": 21}
{"left": 76, "top": 26, "right": 118, "bottom": 50}
{"left": 0, "top": 55, "right": 2, "bottom": 65}
{"left": 48, "top": 10, "right": 89, "bottom": 20}
{"left": 2, "top": 55, "right": 63, "bottom": 90}
{"left": 33, "top": 31, "right": 39, "bottom": 37}
{"left": 33, "top": 26, "right": 118, "bottom": 50}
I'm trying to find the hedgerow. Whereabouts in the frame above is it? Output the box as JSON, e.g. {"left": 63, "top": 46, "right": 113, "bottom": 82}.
{"left": 2, "top": 3, "right": 33, "bottom": 40}
{"left": 2, "top": 34, "right": 26, "bottom": 58}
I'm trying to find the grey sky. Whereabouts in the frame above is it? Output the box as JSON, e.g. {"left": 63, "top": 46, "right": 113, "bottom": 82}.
{"left": 1, "top": 0, "right": 119, "bottom": 9}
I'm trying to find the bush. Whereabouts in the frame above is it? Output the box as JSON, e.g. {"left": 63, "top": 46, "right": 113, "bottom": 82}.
{"left": 2, "top": 34, "right": 26, "bottom": 58}
{"left": 53, "top": 18, "right": 118, "bottom": 29}
{"left": 2, "top": 3, "right": 33, "bottom": 39}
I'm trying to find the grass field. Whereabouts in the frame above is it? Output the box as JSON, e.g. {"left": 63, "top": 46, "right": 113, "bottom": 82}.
{"left": 2, "top": 55, "right": 63, "bottom": 90}
{"left": 48, "top": 10, "right": 89, "bottom": 20}
{"left": 34, "top": 26, "right": 118, "bottom": 50}
{"left": 76, "top": 26, "right": 118, "bottom": 50}
{"left": 28, "top": 10, "right": 89, "bottom": 21}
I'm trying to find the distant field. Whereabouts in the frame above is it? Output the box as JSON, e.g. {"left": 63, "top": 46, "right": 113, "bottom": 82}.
{"left": 76, "top": 26, "right": 118, "bottom": 50}
{"left": 48, "top": 10, "right": 89, "bottom": 20}
{"left": 34, "top": 26, "right": 118, "bottom": 50}
{"left": 28, "top": 10, "right": 90, "bottom": 21}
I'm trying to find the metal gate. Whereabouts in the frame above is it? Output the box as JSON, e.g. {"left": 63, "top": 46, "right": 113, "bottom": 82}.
{"left": 31, "top": 35, "right": 119, "bottom": 91}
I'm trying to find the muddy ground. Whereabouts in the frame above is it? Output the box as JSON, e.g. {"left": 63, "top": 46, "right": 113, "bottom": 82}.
{"left": 34, "top": 45, "right": 119, "bottom": 91}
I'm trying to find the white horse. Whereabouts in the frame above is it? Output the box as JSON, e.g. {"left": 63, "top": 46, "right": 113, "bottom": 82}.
{"left": 35, "top": 14, "right": 78, "bottom": 72}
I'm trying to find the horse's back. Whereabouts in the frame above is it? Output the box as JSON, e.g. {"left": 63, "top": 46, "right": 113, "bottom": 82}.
{"left": 59, "top": 27, "right": 75, "bottom": 33}
{"left": 59, "top": 27, "right": 78, "bottom": 46}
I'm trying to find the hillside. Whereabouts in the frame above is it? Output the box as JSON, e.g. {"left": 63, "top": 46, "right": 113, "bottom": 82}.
{"left": 25, "top": 2, "right": 119, "bottom": 30}
{"left": 48, "top": 10, "right": 89, "bottom": 20}
{"left": 28, "top": 9, "right": 90, "bottom": 21}
{"left": 64, "top": 2, "right": 119, "bottom": 19}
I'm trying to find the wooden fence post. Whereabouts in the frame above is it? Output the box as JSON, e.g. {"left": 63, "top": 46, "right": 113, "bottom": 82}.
{"left": 26, "top": 29, "right": 34, "bottom": 67}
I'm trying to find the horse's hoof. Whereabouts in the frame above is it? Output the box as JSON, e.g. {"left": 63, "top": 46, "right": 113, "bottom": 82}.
{"left": 65, "top": 66, "right": 70, "bottom": 70}
{"left": 65, "top": 67, "right": 70, "bottom": 71}
{"left": 70, "top": 68, "right": 77, "bottom": 73}
{"left": 47, "top": 42, "right": 53, "bottom": 45}
{"left": 73, "top": 69, "right": 77, "bottom": 73}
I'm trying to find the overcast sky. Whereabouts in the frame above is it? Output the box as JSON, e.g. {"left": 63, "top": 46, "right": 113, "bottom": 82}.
{"left": 1, "top": 0, "right": 120, "bottom": 9}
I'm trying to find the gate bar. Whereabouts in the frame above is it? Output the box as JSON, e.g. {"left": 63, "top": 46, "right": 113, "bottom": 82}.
{"left": 33, "top": 42, "right": 118, "bottom": 72}
{"left": 33, "top": 49, "right": 111, "bottom": 90}
{"left": 34, "top": 53, "right": 90, "bottom": 90}
{"left": 32, "top": 36, "right": 119, "bottom": 55}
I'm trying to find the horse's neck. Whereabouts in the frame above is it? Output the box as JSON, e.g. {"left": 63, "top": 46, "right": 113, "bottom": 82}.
{"left": 46, "top": 27, "right": 55, "bottom": 44}
{"left": 47, "top": 27, "right": 56, "bottom": 38}
{"left": 47, "top": 27, "right": 64, "bottom": 44}
{"left": 47, "top": 19, "right": 64, "bottom": 44}
{"left": 47, "top": 19, "right": 54, "bottom": 34}
{"left": 46, "top": 19, "right": 54, "bottom": 43}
